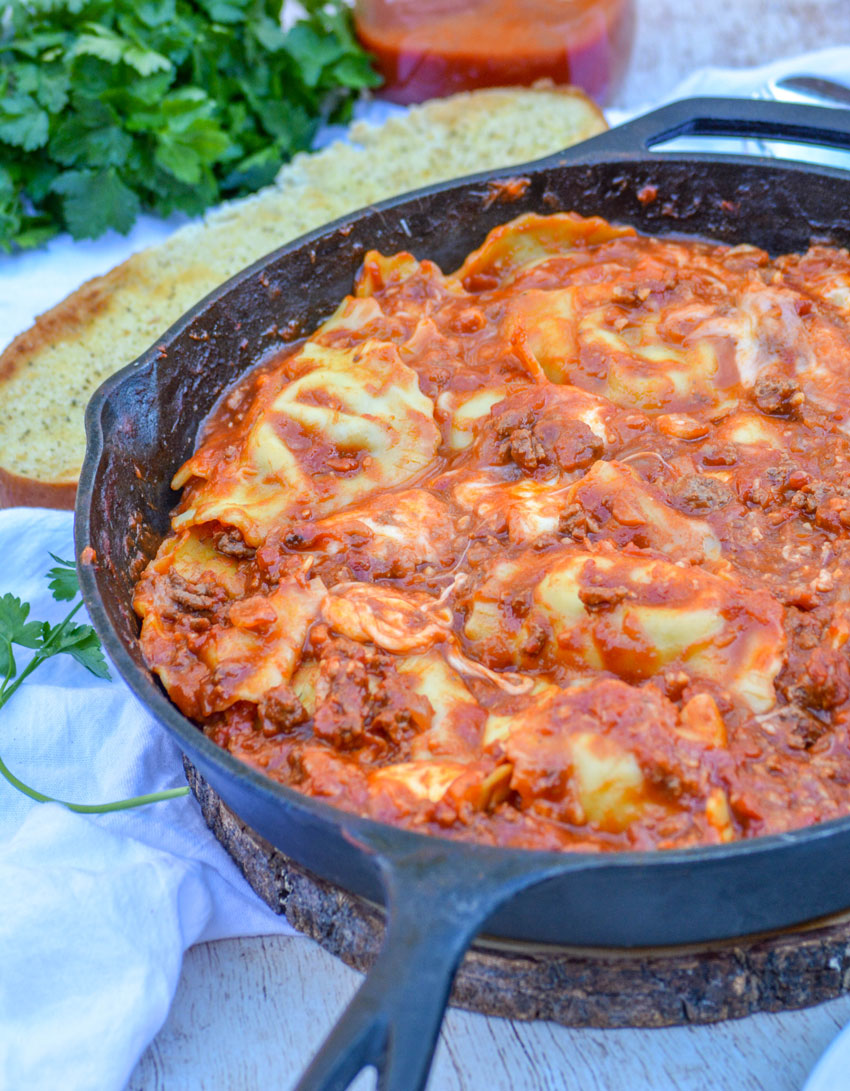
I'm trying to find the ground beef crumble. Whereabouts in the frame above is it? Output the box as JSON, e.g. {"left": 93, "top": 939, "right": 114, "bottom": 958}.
{"left": 311, "top": 633, "right": 433, "bottom": 759}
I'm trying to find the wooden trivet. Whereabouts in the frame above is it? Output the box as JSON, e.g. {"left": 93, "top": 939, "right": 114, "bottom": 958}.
{"left": 185, "top": 759, "right": 850, "bottom": 1028}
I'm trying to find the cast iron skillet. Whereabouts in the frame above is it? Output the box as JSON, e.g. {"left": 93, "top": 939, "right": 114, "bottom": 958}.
{"left": 77, "top": 98, "right": 850, "bottom": 1091}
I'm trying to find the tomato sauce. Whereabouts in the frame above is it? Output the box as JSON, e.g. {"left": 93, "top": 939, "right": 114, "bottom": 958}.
{"left": 354, "top": 0, "right": 635, "bottom": 105}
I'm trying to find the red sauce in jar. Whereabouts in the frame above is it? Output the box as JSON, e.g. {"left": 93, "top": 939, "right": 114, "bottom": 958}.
{"left": 354, "top": 0, "right": 635, "bottom": 105}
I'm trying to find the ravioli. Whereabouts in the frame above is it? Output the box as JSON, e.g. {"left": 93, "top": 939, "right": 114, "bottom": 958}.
{"left": 464, "top": 547, "right": 785, "bottom": 712}
{"left": 173, "top": 300, "right": 441, "bottom": 545}
{"left": 136, "top": 211, "right": 850, "bottom": 852}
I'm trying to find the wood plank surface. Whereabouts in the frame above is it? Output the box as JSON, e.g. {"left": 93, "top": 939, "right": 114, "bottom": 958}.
{"left": 126, "top": 2, "right": 850, "bottom": 1088}
{"left": 128, "top": 935, "right": 850, "bottom": 1091}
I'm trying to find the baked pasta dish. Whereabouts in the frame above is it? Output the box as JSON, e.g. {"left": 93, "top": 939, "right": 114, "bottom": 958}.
{"left": 134, "top": 212, "right": 850, "bottom": 851}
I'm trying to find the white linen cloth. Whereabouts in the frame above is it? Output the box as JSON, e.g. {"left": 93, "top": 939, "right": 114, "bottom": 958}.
{"left": 0, "top": 509, "right": 295, "bottom": 1091}
{"left": 2, "top": 48, "right": 850, "bottom": 1091}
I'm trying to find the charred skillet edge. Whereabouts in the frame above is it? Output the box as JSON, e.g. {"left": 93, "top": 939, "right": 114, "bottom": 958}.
{"left": 76, "top": 100, "right": 850, "bottom": 946}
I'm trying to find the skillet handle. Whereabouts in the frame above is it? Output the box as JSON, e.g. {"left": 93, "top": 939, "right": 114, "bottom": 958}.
{"left": 293, "top": 843, "right": 565, "bottom": 1091}
{"left": 565, "top": 96, "right": 850, "bottom": 159}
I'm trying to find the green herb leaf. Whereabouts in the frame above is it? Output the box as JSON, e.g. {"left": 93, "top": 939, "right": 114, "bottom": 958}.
{"left": 0, "top": 641, "right": 15, "bottom": 685}
{"left": 0, "top": 592, "right": 40, "bottom": 685}
{"left": 284, "top": 23, "right": 346, "bottom": 88}
{"left": 51, "top": 167, "right": 141, "bottom": 238}
{"left": 14, "top": 64, "right": 72, "bottom": 114}
{"left": 0, "top": 594, "right": 44, "bottom": 650}
{"left": 50, "top": 98, "right": 133, "bottom": 168}
{"left": 198, "top": 0, "right": 252, "bottom": 26}
{"left": 46, "top": 554, "right": 80, "bottom": 602}
{"left": 331, "top": 53, "right": 384, "bottom": 89}
{"left": 0, "top": 93, "right": 50, "bottom": 151}
{"left": 71, "top": 25, "right": 129, "bottom": 68}
{"left": 12, "top": 219, "right": 58, "bottom": 251}
{"left": 48, "top": 622, "right": 112, "bottom": 679}
{"left": 72, "top": 23, "right": 173, "bottom": 76}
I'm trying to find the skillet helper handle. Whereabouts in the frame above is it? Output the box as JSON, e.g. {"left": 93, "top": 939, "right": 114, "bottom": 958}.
{"left": 573, "top": 96, "right": 850, "bottom": 158}
{"left": 293, "top": 845, "right": 565, "bottom": 1091}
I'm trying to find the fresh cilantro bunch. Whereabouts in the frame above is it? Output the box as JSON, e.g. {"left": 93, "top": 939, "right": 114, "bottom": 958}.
{"left": 0, "top": 0, "right": 380, "bottom": 250}
{"left": 0, "top": 554, "right": 190, "bottom": 812}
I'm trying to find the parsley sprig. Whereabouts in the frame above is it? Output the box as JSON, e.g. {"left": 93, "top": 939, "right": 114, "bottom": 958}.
{"left": 0, "top": 0, "right": 380, "bottom": 250}
{"left": 0, "top": 554, "right": 190, "bottom": 812}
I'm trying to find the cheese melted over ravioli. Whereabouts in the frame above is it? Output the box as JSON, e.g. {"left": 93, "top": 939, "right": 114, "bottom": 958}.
{"left": 135, "top": 212, "right": 850, "bottom": 852}
{"left": 173, "top": 299, "right": 440, "bottom": 545}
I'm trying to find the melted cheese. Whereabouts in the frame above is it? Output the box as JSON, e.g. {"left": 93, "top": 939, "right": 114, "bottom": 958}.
{"left": 320, "top": 583, "right": 453, "bottom": 653}
{"left": 451, "top": 472, "right": 568, "bottom": 542}
{"left": 369, "top": 760, "right": 469, "bottom": 804}
{"left": 285, "top": 489, "right": 456, "bottom": 576}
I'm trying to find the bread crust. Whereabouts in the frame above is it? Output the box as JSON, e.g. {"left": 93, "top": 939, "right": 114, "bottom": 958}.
{"left": 0, "top": 465, "right": 76, "bottom": 510}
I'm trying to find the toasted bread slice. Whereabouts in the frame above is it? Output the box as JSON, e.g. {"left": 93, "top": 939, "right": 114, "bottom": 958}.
{"left": 0, "top": 85, "right": 605, "bottom": 508}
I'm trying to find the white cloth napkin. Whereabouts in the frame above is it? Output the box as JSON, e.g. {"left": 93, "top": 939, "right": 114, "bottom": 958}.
{"left": 3, "top": 47, "right": 850, "bottom": 1091}
{"left": 0, "top": 508, "right": 294, "bottom": 1091}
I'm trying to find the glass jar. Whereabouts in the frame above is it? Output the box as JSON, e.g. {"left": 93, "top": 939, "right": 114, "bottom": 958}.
{"left": 354, "top": 0, "right": 635, "bottom": 106}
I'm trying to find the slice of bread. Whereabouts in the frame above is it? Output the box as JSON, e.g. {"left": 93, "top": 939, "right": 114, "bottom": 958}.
{"left": 0, "top": 84, "right": 605, "bottom": 508}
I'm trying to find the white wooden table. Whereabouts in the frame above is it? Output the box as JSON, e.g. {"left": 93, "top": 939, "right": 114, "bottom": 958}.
{"left": 127, "top": 2, "right": 850, "bottom": 1087}
{"left": 128, "top": 936, "right": 850, "bottom": 1090}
